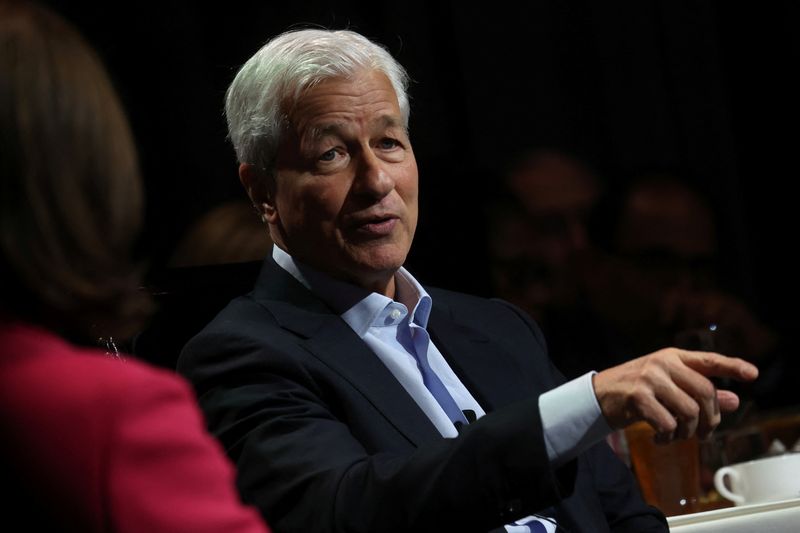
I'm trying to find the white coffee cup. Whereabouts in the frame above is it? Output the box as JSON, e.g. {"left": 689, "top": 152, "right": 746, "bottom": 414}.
{"left": 714, "top": 453, "right": 800, "bottom": 506}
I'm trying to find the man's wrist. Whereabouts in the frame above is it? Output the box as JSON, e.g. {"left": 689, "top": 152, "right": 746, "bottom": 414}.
{"left": 539, "top": 371, "right": 613, "bottom": 466}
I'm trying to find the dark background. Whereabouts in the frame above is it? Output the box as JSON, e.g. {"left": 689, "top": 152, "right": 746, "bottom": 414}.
{"left": 43, "top": 0, "right": 800, "bottom": 333}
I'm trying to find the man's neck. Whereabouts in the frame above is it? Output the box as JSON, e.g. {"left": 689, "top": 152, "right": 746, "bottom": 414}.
{"left": 273, "top": 244, "right": 399, "bottom": 299}
{"left": 360, "top": 275, "right": 396, "bottom": 300}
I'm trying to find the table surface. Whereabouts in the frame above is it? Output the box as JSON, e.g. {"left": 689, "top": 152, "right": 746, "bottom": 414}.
{"left": 667, "top": 497, "right": 800, "bottom": 533}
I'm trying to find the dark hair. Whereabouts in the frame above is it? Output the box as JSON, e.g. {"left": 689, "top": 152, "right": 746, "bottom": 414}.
{"left": 169, "top": 200, "right": 272, "bottom": 268}
{"left": 0, "top": 1, "right": 150, "bottom": 341}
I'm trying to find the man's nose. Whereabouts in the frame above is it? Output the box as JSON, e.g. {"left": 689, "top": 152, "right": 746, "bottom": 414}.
{"left": 353, "top": 148, "right": 394, "bottom": 198}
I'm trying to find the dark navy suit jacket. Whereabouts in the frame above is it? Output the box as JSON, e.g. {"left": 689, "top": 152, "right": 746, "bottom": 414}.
{"left": 178, "top": 256, "right": 667, "bottom": 533}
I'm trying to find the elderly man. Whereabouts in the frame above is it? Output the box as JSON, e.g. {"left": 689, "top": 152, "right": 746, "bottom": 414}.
{"left": 178, "top": 29, "right": 757, "bottom": 533}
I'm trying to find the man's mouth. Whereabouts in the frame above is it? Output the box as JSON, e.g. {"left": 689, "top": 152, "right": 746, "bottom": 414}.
{"left": 350, "top": 214, "right": 399, "bottom": 236}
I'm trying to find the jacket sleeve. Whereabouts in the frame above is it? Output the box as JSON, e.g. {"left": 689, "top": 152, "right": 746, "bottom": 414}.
{"left": 496, "top": 300, "right": 668, "bottom": 532}
{"left": 108, "top": 363, "right": 270, "bottom": 533}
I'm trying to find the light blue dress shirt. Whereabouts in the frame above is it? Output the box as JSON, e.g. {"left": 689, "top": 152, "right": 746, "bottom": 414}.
{"left": 272, "top": 247, "right": 611, "bottom": 466}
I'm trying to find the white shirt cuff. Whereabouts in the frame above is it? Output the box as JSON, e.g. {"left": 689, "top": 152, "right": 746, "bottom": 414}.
{"left": 539, "top": 371, "right": 612, "bottom": 467}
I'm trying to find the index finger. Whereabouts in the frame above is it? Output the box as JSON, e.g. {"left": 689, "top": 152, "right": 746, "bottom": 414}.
{"left": 679, "top": 351, "right": 759, "bottom": 382}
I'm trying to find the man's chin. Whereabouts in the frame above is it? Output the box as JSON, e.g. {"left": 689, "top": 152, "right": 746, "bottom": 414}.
{"left": 351, "top": 260, "right": 404, "bottom": 281}
{"left": 343, "top": 253, "right": 408, "bottom": 290}
{"left": 347, "top": 241, "right": 409, "bottom": 269}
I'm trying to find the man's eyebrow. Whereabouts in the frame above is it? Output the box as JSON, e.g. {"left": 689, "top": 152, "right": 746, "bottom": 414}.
{"left": 376, "top": 115, "right": 409, "bottom": 135}
{"left": 376, "top": 115, "right": 405, "bottom": 130}
{"left": 308, "top": 123, "right": 342, "bottom": 142}
{"left": 307, "top": 115, "right": 407, "bottom": 142}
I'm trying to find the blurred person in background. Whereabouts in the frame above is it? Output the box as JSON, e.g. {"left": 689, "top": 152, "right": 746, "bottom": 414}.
{"left": 169, "top": 200, "right": 273, "bottom": 268}
{"left": 588, "top": 174, "right": 788, "bottom": 408}
{"left": 492, "top": 148, "right": 601, "bottom": 322}
{"left": 613, "top": 175, "right": 775, "bottom": 360}
{"left": 488, "top": 148, "right": 625, "bottom": 378}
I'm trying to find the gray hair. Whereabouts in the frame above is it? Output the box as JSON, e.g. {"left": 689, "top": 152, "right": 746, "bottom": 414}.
{"left": 225, "top": 28, "right": 410, "bottom": 174}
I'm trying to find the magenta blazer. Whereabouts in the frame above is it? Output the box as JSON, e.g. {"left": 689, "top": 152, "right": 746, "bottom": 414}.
{"left": 0, "top": 320, "right": 269, "bottom": 533}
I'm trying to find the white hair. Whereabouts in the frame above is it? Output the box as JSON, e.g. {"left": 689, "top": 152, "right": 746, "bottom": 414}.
{"left": 225, "top": 28, "right": 410, "bottom": 174}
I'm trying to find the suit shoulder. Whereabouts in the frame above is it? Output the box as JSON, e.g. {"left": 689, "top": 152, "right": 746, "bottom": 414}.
{"left": 426, "top": 286, "right": 534, "bottom": 323}
{"left": 426, "top": 286, "right": 502, "bottom": 310}
{"left": 178, "top": 291, "right": 318, "bottom": 376}
{"left": 426, "top": 286, "right": 547, "bottom": 351}
{"left": 179, "top": 294, "right": 272, "bottom": 358}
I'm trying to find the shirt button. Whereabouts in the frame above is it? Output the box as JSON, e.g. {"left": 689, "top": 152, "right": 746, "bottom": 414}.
{"left": 389, "top": 309, "right": 402, "bottom": 320}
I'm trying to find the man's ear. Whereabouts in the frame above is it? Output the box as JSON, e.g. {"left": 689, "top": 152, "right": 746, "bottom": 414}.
{"left": 239, "top": 163, "right": 278, "bottom": 224}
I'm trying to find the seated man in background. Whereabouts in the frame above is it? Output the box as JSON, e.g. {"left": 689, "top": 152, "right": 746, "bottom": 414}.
{"left": 598, "top": 174, "right": 786, "bottom": 408}
{"left": 487, "top": 149, "right": 624, "bottom": 379}
{"left": 493, "top": 148, "right": 602, "bottom": 326}
{"left": 178, "top": 28, "right": 758, "bottom": 533}
{"left": 611, "top": 174, "right": 776, "bottom": 362}
{"left": 169, "top": 200, "right": 273, "bottom": 268}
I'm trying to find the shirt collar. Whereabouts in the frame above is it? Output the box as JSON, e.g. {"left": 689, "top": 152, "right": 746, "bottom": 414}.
{"left": 395, "top": 268, "right": 432, "bottom": 328}
{"left": 272, "top": 246, "right": 431, "bottom": 337}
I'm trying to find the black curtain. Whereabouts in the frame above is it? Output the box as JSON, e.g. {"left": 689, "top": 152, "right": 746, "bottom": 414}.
{"left": 41, "top": 0, "right": 800, "bottom": 328}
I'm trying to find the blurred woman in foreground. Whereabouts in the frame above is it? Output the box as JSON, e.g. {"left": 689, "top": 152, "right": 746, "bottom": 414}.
{"left": 0, "top": 2, "right": 269, "bottom": 531}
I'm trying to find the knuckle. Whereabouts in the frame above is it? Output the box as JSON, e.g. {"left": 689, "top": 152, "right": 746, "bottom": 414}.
{"left": 656, "top": 348, "right": 673, "bottom": 359}
{"left": 639, "top": 365, "right": 659, "bottom": 384}
{"left": 633, "top": 383, "right": 655, "bottom": 401}
{"left": 698, "top": 381, "right": 715, "bottom": 399}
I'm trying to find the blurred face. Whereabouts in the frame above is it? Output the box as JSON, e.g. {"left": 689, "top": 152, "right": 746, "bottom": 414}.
{"left": 617, "top": 183, "right": 717, "bottom": 292}
{"left": 507, "top": 154, "right": 598, "bottom": 269}
{"left": 264, "top": 70, "right": 418, "bottom": 296}
{"left": 497, "top": 154, "right": 599, "bottom": 313}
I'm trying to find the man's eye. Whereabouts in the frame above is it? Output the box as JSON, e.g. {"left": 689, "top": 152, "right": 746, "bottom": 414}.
{"left": 319, "top": 149, "right": 337, "bottom": 162}
{"left": 378, "top": 138, "right": 400, "bottom": 150}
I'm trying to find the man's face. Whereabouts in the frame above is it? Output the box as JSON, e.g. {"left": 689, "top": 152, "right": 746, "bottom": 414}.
{"left": 266, "top": 70, "right": 418, "bottom": 295}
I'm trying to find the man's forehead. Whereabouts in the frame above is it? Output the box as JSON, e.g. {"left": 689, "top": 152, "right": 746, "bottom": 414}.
{"left": 307, "top": 114, "right": 406, "bottom": 140}
{"left": 286, "top": 71, "right": 401, "bottom": 122}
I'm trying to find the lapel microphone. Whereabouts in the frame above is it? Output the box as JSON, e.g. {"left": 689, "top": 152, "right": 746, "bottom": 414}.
{"left": 454, "top": 409, "right": 477, "bottom": 434}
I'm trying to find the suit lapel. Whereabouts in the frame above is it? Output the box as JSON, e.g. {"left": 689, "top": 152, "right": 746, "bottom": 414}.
{"left": 428, "top": 297, "right": 534, "bottom": 413}
{"left": 305, "top": 320, "right": 442, "bottom": 446}
{"left": 252, "top": 256, "right": 442, "bottom": 447}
